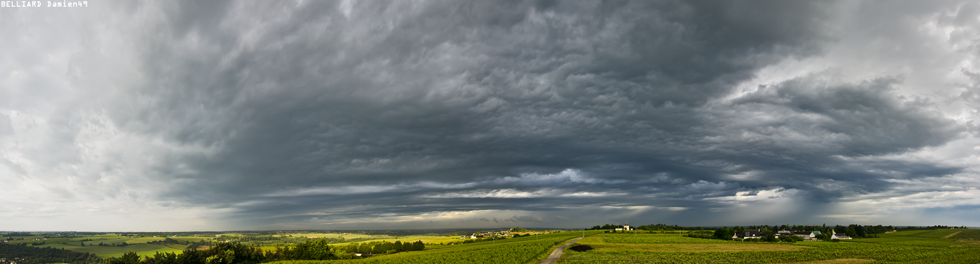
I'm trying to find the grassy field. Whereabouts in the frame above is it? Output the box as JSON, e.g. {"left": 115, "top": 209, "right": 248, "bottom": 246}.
{"left": 15, "top": 234, "right": 206, "bottom": 247}
{"left": 561, "top": 229, "right": 980, "bottom": 263}
{"left": 258, "top": 233, "right": 540, "bottom": 253}
{"left": 19, "top": 232, "right": 398, "bottom": 259}
{"left": 32, "top": 243, "right": 186, "bottom": 258}
{"left": 326, "top": 235, "right": 463, "bottom": 248}
{"left": 14, "top": 234, "right": 207, "bottom": 258}
{"left": 577, "top": 235, "right": 805, "bottom": 253}
{"left": 282, "top": 233, "right": 374, "bottom": 240}
{"left": 266, "top": 230, "right": 594, "bottom": 264}
{"left": 793, "top": 260, "right": 874, "bottom": 264}
{"left": 11, "top": 229, "right": 980, "bottom": 263}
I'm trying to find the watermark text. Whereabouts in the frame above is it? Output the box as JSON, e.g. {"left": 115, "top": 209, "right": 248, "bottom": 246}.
{"left": 0, "top": 1, "right": 89, "bottom": 7}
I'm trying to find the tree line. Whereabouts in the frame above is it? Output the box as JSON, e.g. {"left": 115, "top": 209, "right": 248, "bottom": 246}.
{"left": 341, "top": 240, "right": 425, "bottom": 254}
{"left": 0, "top": 243, "right": 102, "bottom": 264}
{"left": 586, "top": 224, "right": 626, "bottom": 230}
{"left": 896, "top": 225, "right": 967, "bottom": 230}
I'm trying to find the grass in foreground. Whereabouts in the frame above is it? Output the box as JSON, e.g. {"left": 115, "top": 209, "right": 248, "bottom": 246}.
{"left": 791, "top": 259, "right": 874, "bottom": 264}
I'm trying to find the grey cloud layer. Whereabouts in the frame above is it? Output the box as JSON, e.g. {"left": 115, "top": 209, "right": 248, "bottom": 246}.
{"left": 3, "top": 0, "right": 979, "bottom": 229}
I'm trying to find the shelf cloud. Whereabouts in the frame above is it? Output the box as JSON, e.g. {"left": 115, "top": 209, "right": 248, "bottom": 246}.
{"left": 2, "top": 0, "right": 980, "bottom": 230}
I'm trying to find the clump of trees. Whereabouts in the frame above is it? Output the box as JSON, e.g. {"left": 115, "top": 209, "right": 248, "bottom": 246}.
{"left": 106, "top": 243, "right": 268, "bottom": 264}
{"left": 95, "top": 241, "right": 129, "bottom": 247}
{"left": 343, "top": 240, "right": 425, "bottom": 254}
{"left": 586, "top": 224, "right": 626, "bottom": 230}
{"left": 712, "top": 227, "right": 736, "bottom": 240}
{"left": 510, "top": 227, "right": 529, "bottom": 232}
{"left": 144, "top": 238, "right": 181, "bottom": 245}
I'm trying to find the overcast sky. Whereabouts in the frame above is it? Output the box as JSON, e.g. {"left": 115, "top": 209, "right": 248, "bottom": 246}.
{"left": 2, "top": 0, "right": 980, "bottom": 231}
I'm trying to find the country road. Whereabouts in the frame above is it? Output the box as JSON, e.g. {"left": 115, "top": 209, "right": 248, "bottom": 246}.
{"left": 540, "top": 237, "right": 584, "bottom": 264}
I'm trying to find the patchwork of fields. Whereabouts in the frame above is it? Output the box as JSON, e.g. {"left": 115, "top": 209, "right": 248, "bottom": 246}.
{"left": 47, "top": 243, "right": 187, "bottom": 259}
{"left": 8, "top": 229, "right": 980, "bottom": 263}
{"left": 12, "top": 234, "right": 207, "bottom": 258}
{"left": 267, "top": 231, "right": 596, "bottom": 264}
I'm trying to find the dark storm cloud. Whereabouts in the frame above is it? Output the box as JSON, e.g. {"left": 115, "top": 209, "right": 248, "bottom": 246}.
{"left": 59, "top": 0, "right": 972, "bottom": 227}
{"left": 698, "top": 75, "right": 964, "bottom": 194}
{"left": 730, "top": 77, "right": 960, "bottom": 156}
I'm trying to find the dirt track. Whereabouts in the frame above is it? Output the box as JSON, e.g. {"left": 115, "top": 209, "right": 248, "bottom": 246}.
{"left": 942, "top": 231, "right": 961, "bottom": 239}
{"left": 540, "top": 237, "right": 584, "bottom": 264}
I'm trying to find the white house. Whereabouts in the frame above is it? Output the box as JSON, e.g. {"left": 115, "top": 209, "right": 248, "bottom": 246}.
{"left": 793, "top": 230, "right": 819, "bottom": 240}
{"left": 831, "top": 230, "right": 851, "bottom": 239}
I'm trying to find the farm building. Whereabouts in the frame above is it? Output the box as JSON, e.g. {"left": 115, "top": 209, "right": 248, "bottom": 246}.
{"left": 793, "top": 230, "right": 820, "bottom": 240}
{"left": 831, "top": 230, "right": 851, "bottom": 239}
{"left": 614, "top": 222, "right": 634, "bottom": 231}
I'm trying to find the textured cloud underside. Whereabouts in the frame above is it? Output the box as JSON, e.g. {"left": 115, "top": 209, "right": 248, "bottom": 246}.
{"left": 2, "top": 0, "right": 980, "bottom": 230}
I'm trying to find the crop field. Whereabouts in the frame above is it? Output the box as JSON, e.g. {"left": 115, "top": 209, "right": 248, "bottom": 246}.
{"left": 13, "top": 232, "right": 421, "bottom": 259}
{"left": 12, "top": 234, "right": 206, "bottom": 247}
{"left": 30, "top": 243, "right": 186, "bottom": 258}
{"left": 950, "top": 229, "right": 980, "bottom": 240}
{"left": 281, "top": 233, "right": 375, "bottom": 240}
{"left": 327, "top": 235, "right": 467, "bottom": 248}
{"left": 13, "top": 234, "right": 207, "bottom": 258}
{"left": 602, "top": 233, "right": 739, "bottom": 244}
{"left": 562, "top": 230, "right": 980, "bottom": 263}
{"left": 206, "top": 232, "right": 384, "bottom": 247}
{"left": 9, "top": 229, "right": 979, "bottom": 263}
{"left": 792, "top": 260, "right": 873, "bottom": 264}
{"left": 577, "top": 235, "right": 804, "bottom": 253}
{"left": 268, "top": 231, "right": 597, "bottom": 264}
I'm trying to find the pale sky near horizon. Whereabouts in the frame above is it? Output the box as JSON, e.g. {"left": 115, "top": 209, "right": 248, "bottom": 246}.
{"left": 2, "top": 0, "right": 980, "bottom": 231}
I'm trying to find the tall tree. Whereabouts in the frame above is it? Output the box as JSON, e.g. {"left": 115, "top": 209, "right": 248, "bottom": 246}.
{"left": 845, "top": 226, "right": 859, "bottom": 239}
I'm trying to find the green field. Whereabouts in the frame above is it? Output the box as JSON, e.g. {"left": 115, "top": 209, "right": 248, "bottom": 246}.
{"left": 561, "top": 229, "right": 980, "bottom": 263}
{"left": 29, "top": 243, "right": 185, "bottom": 258}
{"left": 9, "top": 229, "right": 979, "bottom": 263}
{"left": 20, "top": 235, "right": 206, "bottom": 247}
{"left": 17, "top": 232, "right": 396, "bottom": 259}
{"left": 267, "top": 231, "right": 594, "bottom": 264}
{"left": 15, "top": 234, "right": 206, "bottom": 258}
{"left": 325, "top": 235, "right": 466, "bottom": 248}
{"left": 283, "top": 233, "right": 374, "bottom": 240}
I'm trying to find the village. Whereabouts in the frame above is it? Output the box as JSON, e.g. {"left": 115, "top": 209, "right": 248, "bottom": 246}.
{"left": 459, "top": 230, "right": 512, "bottom": 240}
{"left": 0, "top": 257, "right": 23, "bottom": 264}
{"left": 602, "top": 223, "right": 856, "bottom": 241}
{"left": 732, "top": 229, "right": 852, "bottom": 241}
